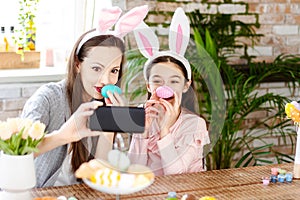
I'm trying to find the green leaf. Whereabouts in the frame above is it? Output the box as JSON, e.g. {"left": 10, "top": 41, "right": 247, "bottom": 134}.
{"left": 205, "top": 28, "right": 217, "bottom": 62}
{"left": 21, "top": 146, "right": 38, "bottom": 155}
{"left": 193, "top": 28, "right": 204, "bottom": 49}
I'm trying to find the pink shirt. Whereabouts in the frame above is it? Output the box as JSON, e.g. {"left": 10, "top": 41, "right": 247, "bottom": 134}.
{"left": 128, "top": 107, "right": 210, "bottom": 176}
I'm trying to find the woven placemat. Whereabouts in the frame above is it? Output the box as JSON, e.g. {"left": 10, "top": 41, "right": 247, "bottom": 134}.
{"left": 180, "top": 180, "right": 300, "bottom": 200}
{"left": 31, "top": 163, "right": 295, "bottom": 200}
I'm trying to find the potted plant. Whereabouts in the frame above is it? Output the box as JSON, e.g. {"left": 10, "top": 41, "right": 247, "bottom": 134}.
{"left": 0, "top": 117, "right": 46, "bottom": 199}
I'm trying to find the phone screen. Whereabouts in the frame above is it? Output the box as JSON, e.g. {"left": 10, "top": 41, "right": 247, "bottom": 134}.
{"left": 89, "top": 106, "right": 145, "bottom": 133}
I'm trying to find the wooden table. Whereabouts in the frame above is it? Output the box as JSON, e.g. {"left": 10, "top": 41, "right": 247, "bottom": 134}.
{"left": 31, "top": 163, "right": 300, "bottom": 200}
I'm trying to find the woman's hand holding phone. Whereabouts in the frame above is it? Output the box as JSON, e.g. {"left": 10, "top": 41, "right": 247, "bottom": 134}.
{"left": 58, "top": 101, "right": 104, "bottom": 144}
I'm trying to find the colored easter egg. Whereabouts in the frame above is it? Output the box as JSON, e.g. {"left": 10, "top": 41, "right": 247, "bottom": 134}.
{"left": 108, "top": 149, "right": 131, "bottom": 171}
{"left": 291, "top": 101, "right": 300, "bottom": 111}
{"left": 285, "top": 103, "right": 294, "bottom": 118}
{"left": 101, "top": 84, "right": 122, "bottom": 98}
{"left": 156, "top": 86, "right": 174, "bottom": 99}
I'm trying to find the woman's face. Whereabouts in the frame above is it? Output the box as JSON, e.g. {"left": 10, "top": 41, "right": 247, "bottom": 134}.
{"left": 147, "top": 62, "right": 191, "bottom": 103}
{"left": 78, "top": 46, "right": 123, "bottom": 100}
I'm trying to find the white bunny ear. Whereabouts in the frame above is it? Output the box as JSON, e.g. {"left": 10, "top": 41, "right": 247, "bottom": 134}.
{"left": 169, "top": 7, "right": 190, "bottom": 56}
{"left": 115, "top": 5, "right": 149, "bottom": 38}
{"left": 97, "top": 6, "right": 122, "bottom": 33}
{"left": 133, "top": 22, "right": 159, "bottom": 59}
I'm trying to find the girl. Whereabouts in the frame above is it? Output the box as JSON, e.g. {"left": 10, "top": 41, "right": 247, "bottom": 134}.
{"left": 128, "top": 7, "right": 210, "bottom": 176}
{"left": 21, "top": 5, "right": 148, "bottom": 187}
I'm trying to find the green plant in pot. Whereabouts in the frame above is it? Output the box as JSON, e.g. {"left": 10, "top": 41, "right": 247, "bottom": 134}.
{"left": 190, "top": 25, "right": 300, "bottom": 170}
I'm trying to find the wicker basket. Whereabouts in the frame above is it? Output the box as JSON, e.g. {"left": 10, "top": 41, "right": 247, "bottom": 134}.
{"left": 0, "top": 51, "right": 40, "bottom": 69}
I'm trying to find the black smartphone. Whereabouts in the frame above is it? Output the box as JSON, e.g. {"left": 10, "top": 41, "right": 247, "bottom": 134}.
{"left": 89, "top": 106, "right": 145, "bottom": 133}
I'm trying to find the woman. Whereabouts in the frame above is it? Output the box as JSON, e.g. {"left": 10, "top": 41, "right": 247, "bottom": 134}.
{"left": 128, "top": 8, "right": 210, "bottom": 175}
{"left": 21, "top": 5, "right": 148, "bottom": 187}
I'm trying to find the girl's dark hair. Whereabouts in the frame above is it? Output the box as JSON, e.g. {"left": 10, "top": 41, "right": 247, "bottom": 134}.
{"left": 145, "top": 56, "right": 188, "bottom": 81}
{"left": 66, "top": 30, "right": 125, "bottom": 172}
{"left": 145, "top": 56, "right": 197, "bottom": 113}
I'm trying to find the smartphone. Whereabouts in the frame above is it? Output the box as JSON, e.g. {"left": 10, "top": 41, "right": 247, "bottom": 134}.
{"left": 89, "top": 106, "right": 145, "bottom": 133}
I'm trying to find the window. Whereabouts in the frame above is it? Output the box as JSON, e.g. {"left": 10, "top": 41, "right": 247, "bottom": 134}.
{"left": 0, "top": 0, "right": 112, "bottom": 67}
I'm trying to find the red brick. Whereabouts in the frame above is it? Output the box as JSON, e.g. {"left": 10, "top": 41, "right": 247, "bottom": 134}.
{"left": 274, "top": 46, "right": 299, "bottom": 56}
{"left": 254, "top": 25, "right": 273, "bottom": 34}
{"left": 287, "top": 36, "right": 300, "bottom": 46}
{"left": 290, "top": 4, "right": 300, "bottom": 14}
{"left": 252, "top": 56, "right": 275, "bottom": 63}
{"left": 259, "top": 35, "right": 285, "bottom": 46}
{"left": 273, "top": 145, "right": 294, "bottom": 155}
{"left": 0, "top": 111, "right": 20, "bottom": 121}
{"left": 235, "top": 36, "right": 254, "bottom": 46}
{"left": 231, "top": 14, "right": 257, "bottom": 24}
{"left": 248, "top": 3, "right": 259, "bottom": 13}
{"left": 226, "top": 57, "right": 249, "bottom": 65}
{"left": 156, "top": 2, "right": 184, "bottom": 12}
{"left": 127, "top": 1, "right": 156, "bottom": 10}
{"left": 147, "top": 13, "right": 171, "bottom": 24}
{"left": 256, "top": 4, "right": 288, "bottom": 14}
{"left": 261, "top": 0, "right": 288, "bottom": 3}
{"left": 246, "top": 110, "right": 268, "bottom": 120}
{"left": 3, "top": 98, "right": 27, "bottom": 111}
{"left": 259, "top": 14, "right": 285, "bottom": 24}
{"left": 205, "top": 0, "right": 223, "bottom": 2}
{"left": 286, "top": 14, "right": 300, "bottom": 24}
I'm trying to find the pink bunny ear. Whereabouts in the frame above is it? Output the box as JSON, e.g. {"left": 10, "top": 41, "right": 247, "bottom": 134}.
{"left": 169, "top": 7, "right": 190, "bottom": 56}
{"left": 134, "top": 22, "right": 159, "bottom": 59}
{"left": 97, "top": 6, "right": 122, "bottom": 33}
{"left": 115, "top": 5, "right": 149, "bottom": 38}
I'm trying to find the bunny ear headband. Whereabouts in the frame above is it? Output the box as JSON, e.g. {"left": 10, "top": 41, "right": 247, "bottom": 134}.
{"left": 134, "top": 7, "right": 191, "bottom": 80}
{"left": 76, "top": 5, "right": 149, "bottom": 55}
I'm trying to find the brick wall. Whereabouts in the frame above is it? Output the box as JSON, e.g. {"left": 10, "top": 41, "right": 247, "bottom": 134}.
{"left": 0, "top": 82, "right": 44, "bottom": 121}
{"left": 126, "top": 0, "right": 300, "bottom": 64}
{"left": 1, "top": 80, "right": 298, "bottom": 165}
{"left": 238, "top": 82, "right": 300, "bottom": 165}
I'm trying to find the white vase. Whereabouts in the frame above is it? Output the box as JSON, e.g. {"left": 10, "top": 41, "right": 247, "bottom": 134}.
{"left": 0, "top": 151, "right": 36, "bottom": 200}
{"left": 294, "top": 128, "right": 300, "bottom": 178}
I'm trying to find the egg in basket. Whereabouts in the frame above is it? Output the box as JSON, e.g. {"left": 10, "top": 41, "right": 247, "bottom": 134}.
{"left": 75, "top": 149, "right": 155, "bottom": 195}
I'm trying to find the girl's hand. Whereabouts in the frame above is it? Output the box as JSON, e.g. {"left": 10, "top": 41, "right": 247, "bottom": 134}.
{"left": 143, "top": 99, "right": 159, "bottom": 138}
{"left": 58, "top": 101, "right": 104, "bottom": 143}
{"left": 157, "top": 92, "right": 180, "bottom": 138}
{"left": 141, "top": 91, "right": 160, "bottom": 138}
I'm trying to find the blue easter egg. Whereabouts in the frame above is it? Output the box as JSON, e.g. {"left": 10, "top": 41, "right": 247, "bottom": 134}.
{"left": 101, "top": 84, "right": 122, "bottom": 98}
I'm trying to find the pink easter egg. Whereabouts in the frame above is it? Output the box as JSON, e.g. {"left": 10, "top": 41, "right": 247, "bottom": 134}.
{"left": 291, "top": 101, "right": 300, "bottom": 111}
{"left": 156, "top": 86, "right": 174, "bottom": 99}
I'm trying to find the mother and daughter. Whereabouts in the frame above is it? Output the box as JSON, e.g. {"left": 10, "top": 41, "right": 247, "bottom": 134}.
{"left": 21, "top": 5, "right": 210, "bottom": 187}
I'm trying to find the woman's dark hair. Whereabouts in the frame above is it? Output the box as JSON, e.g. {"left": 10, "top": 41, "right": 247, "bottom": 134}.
{"left": 145, "top": 56, "right": 198, "bottom": 113}
{"left": 66, "top": 30, "right": 125, "bottom": 172}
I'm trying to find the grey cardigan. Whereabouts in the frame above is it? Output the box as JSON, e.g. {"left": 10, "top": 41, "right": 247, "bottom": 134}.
{"left": 21, "top": 80, "right": 99, "bottom": 188}
{"left": 21, "top": 80, "right": 71, "bottom": 187}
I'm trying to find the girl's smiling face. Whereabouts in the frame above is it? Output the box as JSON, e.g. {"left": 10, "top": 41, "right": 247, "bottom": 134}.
{"left": 147, "top": 61, "right": 191, "bottom": 103}
{"left": 77, "top": 46, "right": 123, "bottom": 101}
